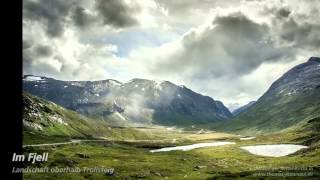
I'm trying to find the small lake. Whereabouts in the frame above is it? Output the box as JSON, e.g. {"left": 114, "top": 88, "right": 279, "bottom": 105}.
{"left": 150, "top": 141, "right": 235, "bottom": 152}
{"left": 240, "top": 144, "right": 308, "bottom": 157}
{"left": 240, "top": 137, "right": 256, "bottom": 140}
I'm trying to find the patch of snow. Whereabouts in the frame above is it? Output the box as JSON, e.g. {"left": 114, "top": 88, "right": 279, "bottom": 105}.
{"left": 154, "top": 81, "right": 164, "bottom": 91}
{"left": 80, "top": 98, "right": 89, "bottom": 103}
{"left": 285, "top": 90, "right": 298, "bottom": 96}
{"left": 109, "top": 80, "right": 122, "bottom": 86}
{"left": 113, "top": 100, "right": 119, "bottom": 107}
{"left": 177, "top": 94, "right": 181, "bottom": 98}
{"left": 49, "top": 116, "right": 68, "bottom": 125}
{"left": 114, "top": 112, "right": 126, "bottom": 121}
{"left": 240, "top": 144, "right": 308, "bottom": 157}
{"left": 24, "top": 76, "right": 43, "bottom": 81}
{"left": 34, "top": 85, "right": 38, "bottom": 87}
{"left": 154, "top": 92, "right": 160, "bottom": 98}
{"left": 166, "top": 127, "right": 176, "bottom": 131}
{"left": 135, "top": 84, "right": 139, "bottom": 88}
{"left": 240, "top": 137, "right": 256, "bottom": 140}
{"left": 197, "top": 129, "right": 205, "bottom": 134}
{"left": 150, "top": 142, "right": 235, "bottom": 152}
{"left": 23, "top": 120, "right": 43, "bottom": 130}
{"left": 63, "top": 85, "right": 68, "bottom": 88}
{"left": 95, "top": 93, "right": 100, "bottom": 97}
{"left": 70, "top": 82, "right": 84, "bottom": 87}
{"left": 141, "top": 88, "right": 145, "bottom": 91}
{"left": 29, "top": 112, "right": 42, "bottom": 118}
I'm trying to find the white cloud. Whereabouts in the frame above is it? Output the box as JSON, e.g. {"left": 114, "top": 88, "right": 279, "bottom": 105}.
{"left": 23, "top": 0, "right": 320, "bottom": 109}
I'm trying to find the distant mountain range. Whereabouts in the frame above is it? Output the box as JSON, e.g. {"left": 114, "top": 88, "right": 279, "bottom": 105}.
{"left": 23, "top": 76, "right": 232, "bottom": 126}
{"left": 231, "top": 101, "right": 256, "bottom": 116}
{"left": 23, "top": 57, "right": 320, "bottom": 134}
{"left": 216, "top": 57, "right": 320, "bottom": 134}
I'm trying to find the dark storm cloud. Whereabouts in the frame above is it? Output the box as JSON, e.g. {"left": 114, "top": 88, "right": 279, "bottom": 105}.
{"left": 23, "top": 40, "right": 33, "bottom": 50}
{"left": 150, "top": 13, "right": 289, "bottom": 79}
{"left": 35, "top": 45, "right": 52, "bottom": 57}
{"left": 213, "top": 14, "right": 265, "bottom": 40}
{"left": 154, "top": 0, "right": 241, "bottom": 15}
{"left": 72, "top": 6, "right": 94, "bottom": 28}
{"left": 280, "top": 18, "right": 320, "bottom": 49}
{"left": 260, "top": 5, "right": 292, "bottom": 20}
{"left": 277, "top": 8, "right": 291, "bottom": 18}
{"left": 23, "top": 0, "right": 75, "bottom": 37}
{"left": 23, "top": 0, "right": 139, "bottom": 37}
{"left": 22, "top": 0, "right": 140, "bottom": 80}
{"left": 95, "top": 0, "right": 138, "bottom": 28}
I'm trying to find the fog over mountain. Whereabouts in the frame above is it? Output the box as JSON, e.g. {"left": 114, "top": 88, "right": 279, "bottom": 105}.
{"left": 23, "top": 0, "right": 320, "bottom": 109}
{"left": 23, "top": 75, "right": 232, "bottom": 126}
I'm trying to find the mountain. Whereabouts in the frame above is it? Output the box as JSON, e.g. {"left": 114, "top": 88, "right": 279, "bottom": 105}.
{"left": 231, "top": 101, "right": 256, "bottom": 116}
{"left": 293, "top": 117, "right": 320, "bottom": 147}
{"left": 23, "top": 76, "right": 232, "bottom": 126}
{"left": 216, "top": 57, "right": 320, "bottom": 134}
{"left": 23, "top": 92, "right": 148, "bottom": 144}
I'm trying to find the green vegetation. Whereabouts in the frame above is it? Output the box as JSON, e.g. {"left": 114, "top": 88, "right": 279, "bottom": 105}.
{"left": 23, "top": 128, "right": 320, "bottom": 179}
{"left": 213, "top": 92, "right": 320, "bottom": 135}
{"left": 22, "top": 89, "right": 320, "bottom": 179}
{"left": 23, "top": 92, "right": 154, "bottom": 145}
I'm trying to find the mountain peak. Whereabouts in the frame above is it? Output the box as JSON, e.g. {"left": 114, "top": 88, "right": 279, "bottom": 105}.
{"left": 23, "top": 75, "right": 232, "bottom": 126}
{"left": 308, "top": 56, "right": 320, "bottom": 63}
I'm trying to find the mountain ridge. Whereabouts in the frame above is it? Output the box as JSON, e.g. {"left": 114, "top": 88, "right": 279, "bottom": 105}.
{"left": 231, "top": 101, "right": 256, "bottom": 116}
{"left": 23, "top": 75, "right": 232, "bottom": 126}
{"left": 215, "top": 57, "right": 320, "bottom": 134}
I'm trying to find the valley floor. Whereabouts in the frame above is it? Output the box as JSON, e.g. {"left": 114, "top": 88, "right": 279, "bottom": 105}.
{"left": 23, "top": 127, "right": 320, "bottom": 179}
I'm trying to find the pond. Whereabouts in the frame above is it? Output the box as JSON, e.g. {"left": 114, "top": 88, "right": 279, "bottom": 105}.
{"left": 240, "top": 144, "right": 308, "bottom": 157}
{"left": 150, "top": 141, "right": 235, "bottom": 152}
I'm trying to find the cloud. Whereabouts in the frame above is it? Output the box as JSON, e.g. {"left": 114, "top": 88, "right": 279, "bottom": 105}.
{"left": 141, "top": 12, "right": 290, "bottom": 79}
{"left": 23, "top": 0, "right": 320, "bottom": 108}
{"left": 23, "top": 19, "right": 124, "bottom": 81}
{"left": 276, "top": 8, "right": 291, "bottom": 18}
{"left": 23, "top": 0, "right": 139, "bottom": 36}
{"left": 35, "top": 45, "right": 52, "bottom": 57}
{"left": 279, "top": 18, "right": 320, "bottom": 49}
{"left": 22, "top": 0, "right": 141, "bottom": 81}
{"left": 95, "top": 0, "right": 138, "bottom": 28}
{"left": 23, "top": 0, "right": 75, "bottom": 37}
{"left": 71, "top": 6, "right": 95, "bottom": 28}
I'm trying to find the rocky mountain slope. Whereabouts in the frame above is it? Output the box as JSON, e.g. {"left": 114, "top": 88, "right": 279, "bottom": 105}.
{"left": 23, "top": 76, "right": 232, "bottom": 126}
{"left": 216, "top": 57, "right": 320, "bottom": 134}
{"left": 231, "top": 101, "right": 256, "bottom": 116}
{"left": 23, "top": 92, "right": 149, "bottom": 144}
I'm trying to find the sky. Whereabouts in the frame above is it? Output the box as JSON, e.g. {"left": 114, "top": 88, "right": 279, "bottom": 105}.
{"left": 23, "top": 0, "right": 320, "bottom": 110}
